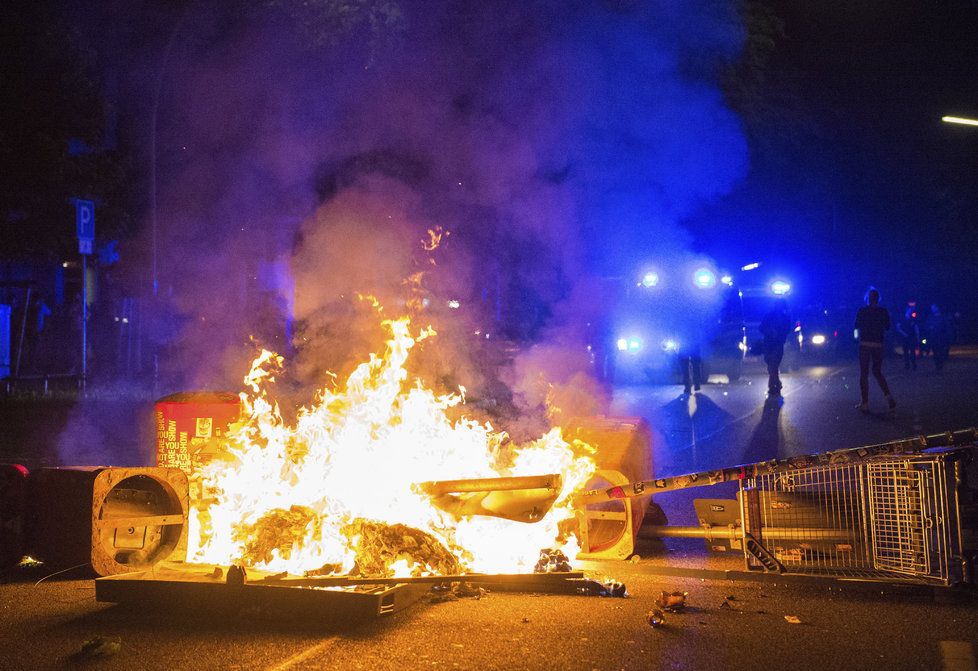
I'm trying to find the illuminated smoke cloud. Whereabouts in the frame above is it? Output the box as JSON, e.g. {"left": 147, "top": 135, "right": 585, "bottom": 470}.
{"left": 55, "top": 0, "right": 748, "bottom": 460}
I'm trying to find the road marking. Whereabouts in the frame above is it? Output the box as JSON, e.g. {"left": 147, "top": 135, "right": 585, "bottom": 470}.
{"left": 941, "top": 641, "right": 977, "bottom": 671}
{"left": 267, "top": 638, "right": 339, "bottom": 671}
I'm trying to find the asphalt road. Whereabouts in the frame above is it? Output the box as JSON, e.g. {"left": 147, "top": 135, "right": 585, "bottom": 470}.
{"left": 1, "top": 350, "right": 977, "bottom": 670}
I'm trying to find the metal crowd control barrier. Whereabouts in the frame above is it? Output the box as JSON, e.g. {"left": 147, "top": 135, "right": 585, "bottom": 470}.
{"left": 579, "top": 428, "right": 977, "bottom": 585}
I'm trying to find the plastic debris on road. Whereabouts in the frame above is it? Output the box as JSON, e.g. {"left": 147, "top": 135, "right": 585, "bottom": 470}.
{"left": 647, "top": 608, "right": 666, "bottom": 628}
{"left": 655, "top": 591, "right": 688, "bottom": 612}
{"left": 429, "top": 583, "right": 487, "bottom": 603}
{"left": 79, "top": 636, "right": 121, "bottom": 658}
{"left": 577, "top": 578, "right": 628, "bottom": 597}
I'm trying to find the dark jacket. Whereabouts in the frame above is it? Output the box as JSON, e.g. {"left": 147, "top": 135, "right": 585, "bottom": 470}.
{"left": 760, "top": 309, "right": 792, "bottom": 354}
{"left": 855, "top": 305, "right": 890, "bottom": 345}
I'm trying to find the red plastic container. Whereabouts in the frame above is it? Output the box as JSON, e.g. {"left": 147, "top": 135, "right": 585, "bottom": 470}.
{"left": 154, "top": 392, "right": 240, "bottom": 477}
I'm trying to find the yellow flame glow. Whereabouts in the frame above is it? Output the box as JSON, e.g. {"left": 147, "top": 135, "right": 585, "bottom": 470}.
{"left": 187, "top": 315, "right": 595, "bottom": 576}
{"left": 422, "top": 226, "right": 448, "bottom": 251}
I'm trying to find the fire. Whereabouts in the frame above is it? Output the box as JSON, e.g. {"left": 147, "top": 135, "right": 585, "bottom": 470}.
{"left": 187, "top": 315, "right": 596, "bottom": 576}
{"left": 422, "top": 226, "right": 448, "bottom": 251}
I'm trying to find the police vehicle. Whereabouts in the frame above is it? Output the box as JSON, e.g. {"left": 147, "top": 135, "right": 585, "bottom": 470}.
{"left": 598, "top": 262, "right": 748, "bottom": 384}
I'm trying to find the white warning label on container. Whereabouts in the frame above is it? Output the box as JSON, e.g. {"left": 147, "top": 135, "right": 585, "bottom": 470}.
{"left": 195, "top": 416, "right": 213, "bottom": 438}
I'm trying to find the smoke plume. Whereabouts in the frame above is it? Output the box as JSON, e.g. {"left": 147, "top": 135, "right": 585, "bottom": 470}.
{"left": 65, "top": 0, "right": 749, "bottom": 452}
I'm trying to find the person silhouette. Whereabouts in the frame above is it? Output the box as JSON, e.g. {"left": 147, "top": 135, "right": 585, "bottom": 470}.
{"left": 895, "top": 305, "right": 920, "bottom": 371}
{"left": 759, "top": 299, "right": 791, "bottom": 397}
{"left": 677, "top": 342, "right": 703, "bottom": 396}
{"left": 854, "top": 288, "right": 895, "bottom": 412}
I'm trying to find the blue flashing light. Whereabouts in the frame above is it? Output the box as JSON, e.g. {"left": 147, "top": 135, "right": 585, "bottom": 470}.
{"left": 720, "top": 274, "right": 733, "bottom": 286}
{"left": 617, "top": 337, "right": 642, "bottom": 352}
{"left": 640, "top": 271, "right": 660, "bottom": 288}
{"left": 693, "top": 268, "right": 716, "bottom": 289}
{"left": 770, "top": 280, "right": 791, "bottom": 296}
{"left": 662, "top": 338, "right": 679, "bottom": 352}
{"left": 741, "top": 262, "right": 760, "bottom": 271}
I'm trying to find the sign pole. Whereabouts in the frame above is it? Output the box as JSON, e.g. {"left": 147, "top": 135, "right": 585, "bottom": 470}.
{"left": 73, "top": 198, "right": 95, "bottom": 392}
{"left": 82, "top": 253, "right": 87, "bottom": 390}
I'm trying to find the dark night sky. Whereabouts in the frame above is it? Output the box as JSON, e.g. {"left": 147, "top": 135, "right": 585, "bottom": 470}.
{"left": 689, "top": 1, "right": 978, "bottom": 312}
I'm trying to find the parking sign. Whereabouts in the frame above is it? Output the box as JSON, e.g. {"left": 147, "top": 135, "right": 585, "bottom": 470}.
{"left": 74, "top": 198, "right": 95, "bottom": 255}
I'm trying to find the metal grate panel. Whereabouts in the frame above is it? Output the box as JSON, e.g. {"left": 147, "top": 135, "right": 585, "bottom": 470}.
{"left": 867, "top": 458, "right": 952, "bottom": 580}
{"left": 742, "top": 451, "right": 968, "bottom": 584}
{"left": 744, "top": 463, "right": 872, "bottom": 573}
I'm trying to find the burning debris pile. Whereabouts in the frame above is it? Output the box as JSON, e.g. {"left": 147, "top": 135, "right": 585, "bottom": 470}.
{"left": 235, "top": 505, "right": 321, "bottom": 567}
{"left": 342, "top": 521, "right": 462, "bottom": 577}
{"left": 186, "top": 312, "right": 597, "bottom": 579}
{"left": 237, "top": 513, "right": 461, "bottom": 578}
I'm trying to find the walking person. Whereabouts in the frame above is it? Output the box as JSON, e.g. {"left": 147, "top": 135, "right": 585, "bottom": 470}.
{"left": 760, "top": 299, "right": 792, "bottom": 397}
{"left": 677, "top": 343, "right": 704, "bottom": 396}
{"left": 855, "top": 288, "right": 896, "bottom": 412}
{"left": 895, "top": 306, "right": 920, "bottom": 371}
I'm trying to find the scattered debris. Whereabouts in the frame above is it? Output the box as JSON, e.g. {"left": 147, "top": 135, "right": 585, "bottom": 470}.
{"left": 629, "top": 555, "right": 642, "bottom": 564}
{"left": 646, "top": 608, "right": 666, "bottom": 628}
{"left": 209, "top": 566, "right": 223, "bottom": 580}
{"left": 427, "top": 587, "right": 458, "bottom": 604}
{"left": 655, "top": 591, "right": 687, "bottom": 612}
{"left": 534, "top": 549, "right": 572, "bottom": 573}
{"left": 428, "top": 582, "right": 487, "bottom": 603}
{"left": 17, "top": 556, "right": 43, "bottom": 569}
{"left": 571, "top": 578, "right": 628, "bottom": 598}
{"left": 784, "top": 615, "right": 802, "bottom": 624}
{"left": 600, "top": 579, "right": 628, "bottom": 598}
{"left": 521, "top": 617, "right": 530, "bottom": 624}
{"left": 454, "top": 583, "right": 487, "bottom": 599}
{"left": 79, "top": 636, "right": 121, "bottom": 658}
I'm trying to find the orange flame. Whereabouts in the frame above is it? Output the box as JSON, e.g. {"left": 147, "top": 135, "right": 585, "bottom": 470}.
{"left": 422, "top": 226, "right": 448, "bottom": 251}
{"left": 187, "top": 315, "right": 595, "bottom": 576}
